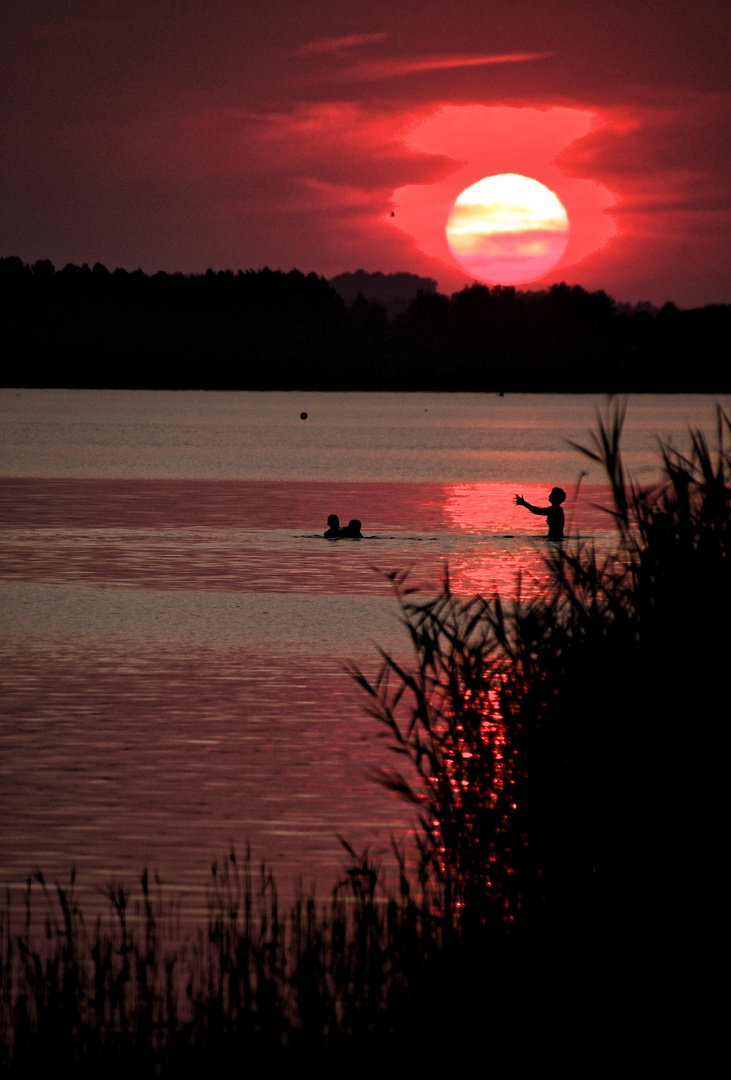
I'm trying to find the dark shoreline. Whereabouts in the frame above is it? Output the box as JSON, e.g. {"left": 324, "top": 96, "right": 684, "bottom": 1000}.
{"left": 3, "top": 257, "right": 729, "bottom": 393}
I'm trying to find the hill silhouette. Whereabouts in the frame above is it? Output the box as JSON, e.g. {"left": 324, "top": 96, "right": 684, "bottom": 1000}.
{"left": 329, "top": 269, "right": 437, "bottom": 318}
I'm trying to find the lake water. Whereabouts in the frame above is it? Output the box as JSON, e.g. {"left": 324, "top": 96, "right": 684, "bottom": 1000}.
{"left": 1, "top": 390, "right": 725, "bottom": 917}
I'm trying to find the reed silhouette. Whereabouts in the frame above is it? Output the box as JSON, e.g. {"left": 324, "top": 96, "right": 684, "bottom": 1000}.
{"left": 2, "top": 402, "right": 727, "bottom": 1071}
{"left": 349, "top": 399, "right": 728, "bottom": 1046}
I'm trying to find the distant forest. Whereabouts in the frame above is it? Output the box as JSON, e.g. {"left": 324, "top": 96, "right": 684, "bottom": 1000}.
{"left": 1, "top": 256, "right": 729, "bottom": 391}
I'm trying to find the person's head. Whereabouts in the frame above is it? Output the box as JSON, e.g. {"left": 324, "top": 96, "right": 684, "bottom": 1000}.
{"left": 347, "top": 519, "right": 362, "bottom": 534}
{"left": 549, "top": 487, "right": 566, "bottom": 505}
{"left": 327, "top": 514, "right": 340, "bottom": 529}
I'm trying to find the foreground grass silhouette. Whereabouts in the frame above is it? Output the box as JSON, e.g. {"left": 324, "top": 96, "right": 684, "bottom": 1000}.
{"left": 2, "top": 402, "right": 728, "bottom": 1074}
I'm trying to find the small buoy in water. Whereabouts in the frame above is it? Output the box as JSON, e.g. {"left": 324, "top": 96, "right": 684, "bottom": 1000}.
{"left": 300, "top": 412, "right": 308, "bottom": 420}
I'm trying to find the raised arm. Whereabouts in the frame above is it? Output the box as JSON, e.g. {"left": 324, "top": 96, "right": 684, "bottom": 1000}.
{"left": 515, "top": 495, "right": 549, "bottom": 517}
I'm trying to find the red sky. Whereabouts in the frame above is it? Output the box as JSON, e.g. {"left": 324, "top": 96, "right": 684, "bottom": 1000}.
{"left": 2, "top": 0, "right": 729, "bottom": 307}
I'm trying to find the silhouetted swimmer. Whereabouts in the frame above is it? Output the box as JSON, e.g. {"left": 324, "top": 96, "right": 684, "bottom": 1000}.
{"left": 515, "top": 487, "right": 566, "bottom": 540}
{"left": 341, "top": 518, "right": 363, "bottom": 539}
{"left": 324, "top": 514, "right": 342, "bottom": 539}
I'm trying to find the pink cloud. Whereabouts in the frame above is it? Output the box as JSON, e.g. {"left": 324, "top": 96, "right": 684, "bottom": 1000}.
{"left": 305, "top": 51, "right": 554, "bottom": 85}
{"left": 299, "top": 32, "right": 389, "bottom": 56}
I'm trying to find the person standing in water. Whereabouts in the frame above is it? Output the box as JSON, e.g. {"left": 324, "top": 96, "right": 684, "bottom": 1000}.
{"left": 515, "top": 487, "right": 566, "bottom": 540}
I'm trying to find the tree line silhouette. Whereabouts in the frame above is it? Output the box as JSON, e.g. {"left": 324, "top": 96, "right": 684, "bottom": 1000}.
{"left": 1, "top": 256, "right": 728, "bottom": 391}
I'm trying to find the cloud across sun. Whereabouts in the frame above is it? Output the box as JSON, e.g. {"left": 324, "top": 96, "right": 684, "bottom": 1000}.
{"left": 446, "top": 174, "right": 570, "bottom": 285}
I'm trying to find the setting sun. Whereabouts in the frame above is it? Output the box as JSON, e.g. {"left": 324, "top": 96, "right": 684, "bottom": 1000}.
{"left": 446, "top": 173, "right": 570, "bottom": 285}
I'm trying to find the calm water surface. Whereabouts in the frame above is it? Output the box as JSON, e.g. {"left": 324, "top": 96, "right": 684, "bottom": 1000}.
{"left": 1, "top": 390, "right": 725, "bottom": 915}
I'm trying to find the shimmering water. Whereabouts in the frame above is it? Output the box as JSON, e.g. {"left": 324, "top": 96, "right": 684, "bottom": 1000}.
{"left": 0, "top": 390, "right": 725, "bottom": 914}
